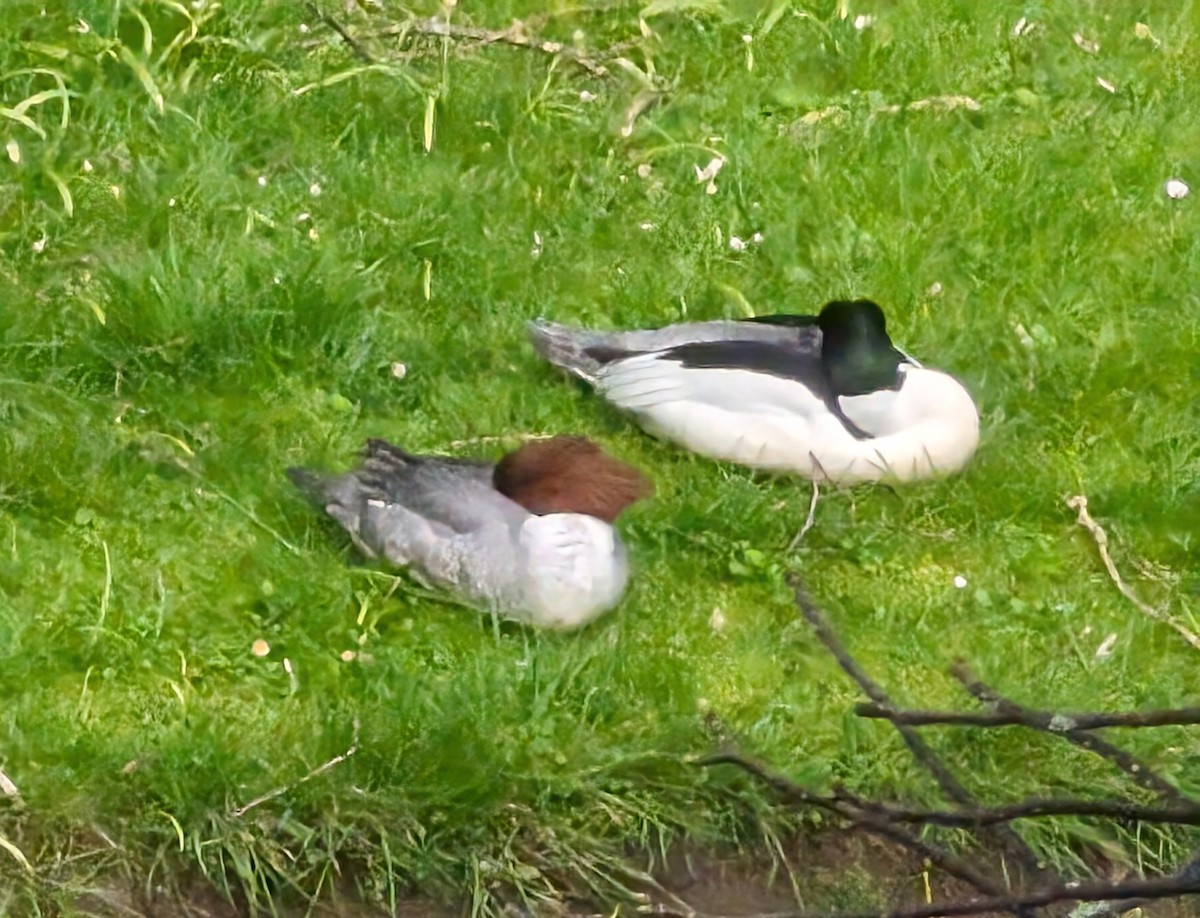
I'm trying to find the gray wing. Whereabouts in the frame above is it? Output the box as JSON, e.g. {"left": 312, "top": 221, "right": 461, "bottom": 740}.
{"left": 529, "top": 316, "right": 821, "bottom": 383}
{"left": 288, "top": 440, "right": 525, "bottom": 556}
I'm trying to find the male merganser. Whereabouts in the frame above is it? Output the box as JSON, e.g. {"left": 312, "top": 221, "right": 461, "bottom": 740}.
{"left": 528, "top": 300, "right": 980, "bottom": 485}
{"left": 288, "top": 436, "right": 652, "bottom": 629}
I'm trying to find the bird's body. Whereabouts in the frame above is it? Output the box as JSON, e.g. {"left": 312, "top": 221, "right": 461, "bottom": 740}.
{"left": 529, "top": 300, "right": 980, "bottom": 485}
{"left": 289, "top": 437, "right": 652, "bottom": 629}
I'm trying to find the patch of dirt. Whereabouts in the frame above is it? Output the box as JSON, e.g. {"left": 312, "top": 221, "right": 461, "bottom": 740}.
{"left": 68, "top": 830, "right": 1197, "bottom": 917}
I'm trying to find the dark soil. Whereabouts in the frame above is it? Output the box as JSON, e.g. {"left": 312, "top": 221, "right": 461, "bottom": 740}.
{"left": 66, "top": 830, "right": 1198, "bottom": 917}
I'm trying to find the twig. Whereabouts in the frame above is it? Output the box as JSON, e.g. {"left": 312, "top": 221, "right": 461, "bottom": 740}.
{"left": 375, "top": 17, "right": 612, "bottom": 77}
{"left": 232, "top": 724, "right": 359, "bottom": 818}
{"left": 790, "top": 576, "right": 1045, "bottom": 884}
{"left": 696, "top": 752, "right": 1021, "bottom": 910}
{"left": 841, "top": 792, "right": 1200, "bottom": 828}
{"left": 950, "top": 662, "right": 1193, "bottom": 805}
{"left": 1066, "top": 494, "right": 1200, "bottom": 651}
{"left": 786, "top": 481, "right": 820, "bottom": 551}
{"left": 854, "top": 703, "right": 1200, "bottom": 731}
{"left": 306, "top": 1, "right": 376, "bottom": 63}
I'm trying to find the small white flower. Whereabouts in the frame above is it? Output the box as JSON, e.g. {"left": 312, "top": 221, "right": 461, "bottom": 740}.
{"left": 1165, "top": 178, "right": 1190, "bottom": 199}
{"left": 927, "top": 281, "right": 944, "bottom": 296}
{"left": 257, "top": 175, "right": 267, "bottom": 187}
{"left": 728, "top": 235, "right": 746, "bottom": 252}
{"left": 168, "top": 197, "right": 177, "bottom": 207}
{"left": 340, "top": 649, "right": 356, "bottom": 662}
{"left": 636, "top": 163, "right": 652, "bottom": 179}
{"left": 853, "top": 14, "right": 874, "bottom": 30}
{"left": 309, "top": 182, "right": 322, "bottom": 197}
{"left": 639, "top": 221, "right": 656, "bottom": 231}
{"left": 82, "top": 158, "right": 93, "bottom": 173}
{"left": 390, "top": 361, "right": 407, "bottom": 379}
{"left": 953, "top": 575, "right": 968, "bottom": 589}
{"left": 709, "top": 607, "right": 726, "bottom": 632}
{"left": 109, "top": 185, "right": 121, "bottom": 199}
{"left": 751, "top": 231, "right": 764, "bottom": 244}
{"left": 273, "top": 274, "right": 282, "bottom": 285}
{"left": 32, "top": 235, "right": 48, "bottom": 254}
{"left": 741, "top": 33, "right": 753, "bottom": 44}
{"left": 251, "top": 639, "right": 270, "bottom": 657}
{"left": 307, "top": 226, "right": 319, "bottom": 241}
{"left": 579, "top": 90, "right": 597, "bottom": 102}
{"left": 299, "top": 22, "right": 309, "bottom": 33}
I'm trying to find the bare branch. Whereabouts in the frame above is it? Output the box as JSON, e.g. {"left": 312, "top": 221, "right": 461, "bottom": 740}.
{"left": 306, "top": 1, "right": 376, "bottom": 63}
{"left": 789, "top": 576, "right": 1045, "bottom": 884}
{"left": 375, "top": 17, "right": 612, "bottom": 77}
{"left": 950, "top": 662, "right": 1194, "bottom": 805}
{"left": 696, "top": 752, "right": 1025, "bottom": 912}
{"left": 854, "top": 702, "right": 1200, "bottom": 731}
{"left": 1066, "top": 494, "right": 1200, "bottom": 651}
{"left": 841, "top": 792, "right": 1200, "bottom": 828}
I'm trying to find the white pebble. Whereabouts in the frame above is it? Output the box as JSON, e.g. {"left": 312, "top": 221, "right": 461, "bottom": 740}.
{"left": 1165, "top": 178, "right": 1190, "bottom": 199}
{"left": 953, "top": 575, "right": 968, "bottom": 589}
{"left": 390, "top": 362, "right": 407, "bottom": 379}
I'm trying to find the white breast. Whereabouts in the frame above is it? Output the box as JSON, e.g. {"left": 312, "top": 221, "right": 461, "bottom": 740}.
{"left": 517, "top": 514, "right": 629, "bottom": 629}
{"left": 597, "top": 356, "right": 979, "bottom": 484}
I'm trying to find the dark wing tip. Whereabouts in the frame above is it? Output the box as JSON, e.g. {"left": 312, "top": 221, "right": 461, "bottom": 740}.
{"left": 287, "top": 466, "right": 327, "bottom": 501}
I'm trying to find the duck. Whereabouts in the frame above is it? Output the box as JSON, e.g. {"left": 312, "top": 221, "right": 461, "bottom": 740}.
{"left": 288, "top": 436, "right": 653, "bottom": 629}
{"left": 528, "top": 299, "right": 979, "bottom": 486}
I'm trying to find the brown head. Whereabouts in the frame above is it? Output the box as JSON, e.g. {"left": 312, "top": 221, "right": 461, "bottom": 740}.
{"left": 492, "top": 436, "right": 653, "bottom": 523}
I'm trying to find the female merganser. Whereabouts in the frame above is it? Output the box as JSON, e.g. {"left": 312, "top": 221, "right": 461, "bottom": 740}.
{"left": 528, "top": 300, "right": 979, "bottom": 485}
{"left": 288, "top": 436, "right": 652, "bottom": 629}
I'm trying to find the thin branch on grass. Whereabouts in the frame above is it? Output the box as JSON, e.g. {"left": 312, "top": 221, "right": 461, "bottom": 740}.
{"left": 854, "top": 703, "right": 1200, "bottom": 731}
{"left": 786, "top": 481, "right": 820, "bottom": 551}
{"left": 949, "top": 661, "right": 1194, "bottom": 804}
{"left": 383, "top": 18, "right": 612, "bottom": 77}
{"left": 840, "top": 792, "right": 1200, "bottom": 828}
{"left": 1066, "top": 494, "right": 1200, "bottom": 651}
{"left": 231, "top": 722, "right": 360, "bottom": 818}
{"left": 696, "top": 751, "right": 1024, "bottom": 913}
{"left": 789, "top": 576, "right": 1045, "bottom": 883}
{"left": 305, "top": 2, "right": 375, "bottom": 63}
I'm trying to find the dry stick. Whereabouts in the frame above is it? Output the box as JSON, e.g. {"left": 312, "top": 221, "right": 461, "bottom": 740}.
{"left": 232, "top": 731, "right": 359, "bottom": 818}
{"left": 696, "top": 752, "right": 1019, "bottom": 909}
{"left": 790, "top": 577, "right": 1046, "bottom": 886}
{"left": 374, "top": 17, "right": 612, "bottom": 77}
{"left": 306, "top": 1, "right": 376, "bottom": 63}
{"left": 838, "top": 792, "right": 1200, "bottom": 829}
{"left": 950, "top": 662, "right": 1193, "bottom": 805}
{"left": 786, "top": 481, "right": 820, "bottom": 551}
{"left": 1066, "top": 495, "right": 1200, "bottom": 651}
{"left": 854, "top": 703, "right": 1200, "bottom": 731}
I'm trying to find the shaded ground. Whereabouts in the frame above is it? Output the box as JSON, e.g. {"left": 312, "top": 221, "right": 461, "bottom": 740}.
{"left": 71, "top": 831, "right": 1197, "bottom": 917}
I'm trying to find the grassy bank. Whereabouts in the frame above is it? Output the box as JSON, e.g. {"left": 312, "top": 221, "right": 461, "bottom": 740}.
{"left": 1, "top": 0, "right": 1198, "bottom": 913}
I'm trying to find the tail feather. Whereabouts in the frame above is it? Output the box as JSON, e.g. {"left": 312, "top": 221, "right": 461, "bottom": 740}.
{"left": 286, "top": 466, "right": 334, "bottom": 504}
{"left": 527, "top": 319, "right": 604, "bottom": 383}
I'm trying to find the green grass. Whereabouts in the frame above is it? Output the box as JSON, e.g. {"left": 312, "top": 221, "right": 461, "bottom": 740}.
{"left": 2, "top": 0, "right": 1199, "bottom": 913}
